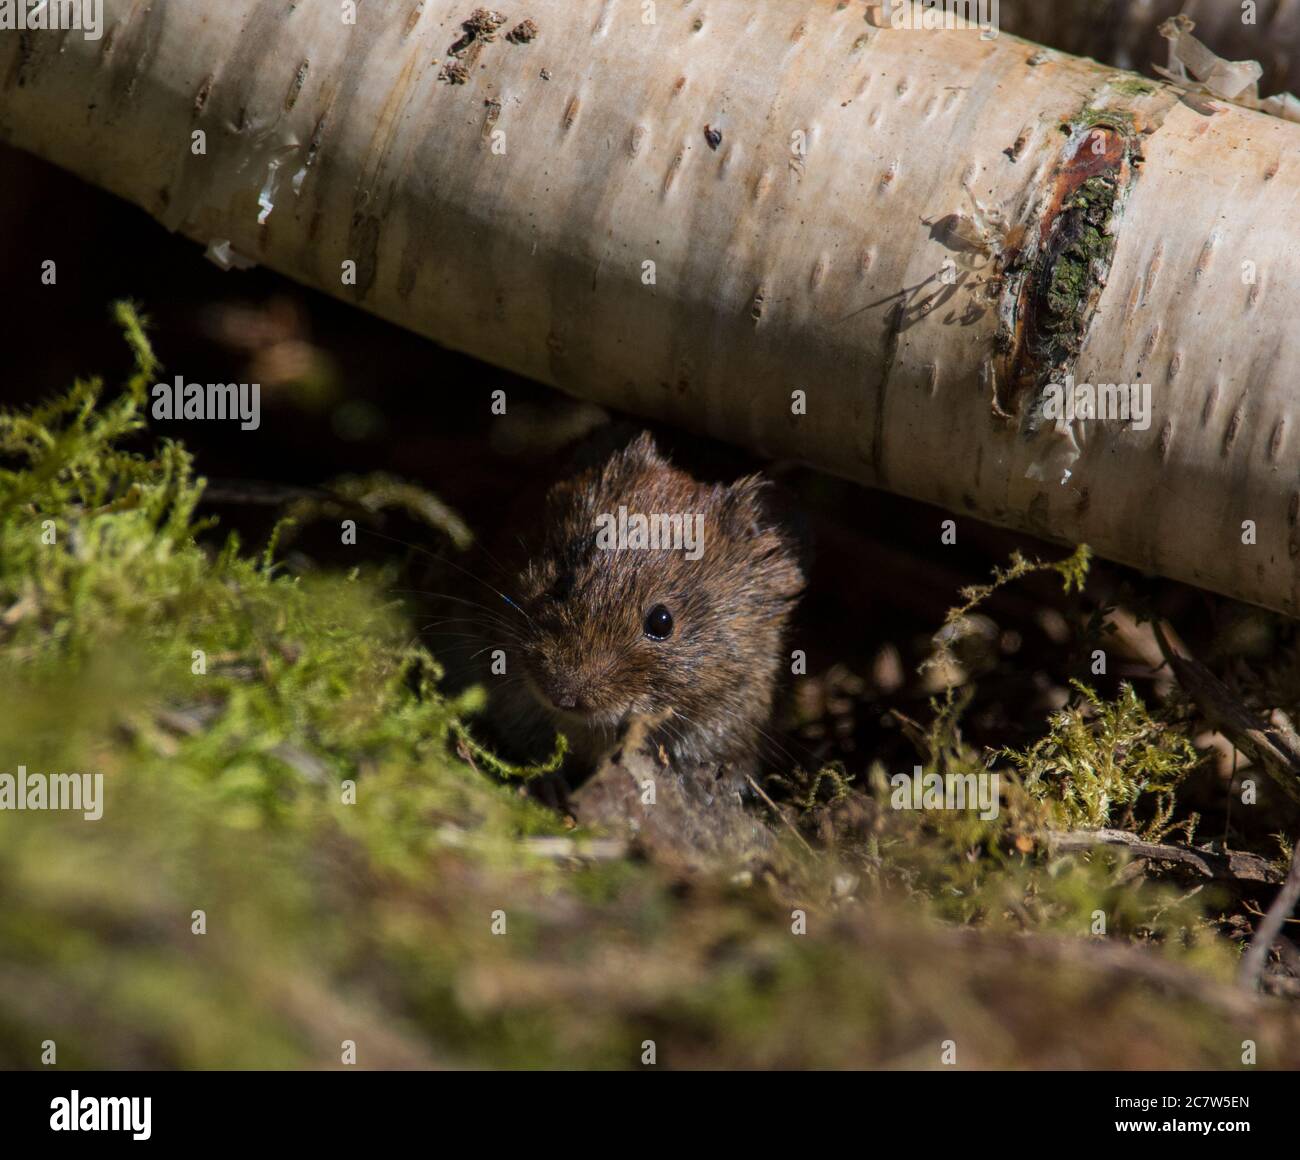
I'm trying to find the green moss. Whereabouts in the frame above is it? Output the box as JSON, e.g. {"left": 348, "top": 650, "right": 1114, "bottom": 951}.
{"left": 1072, "top": 105, "right": 1137, "bottom": 135}
{"left": 924, "top": 545, "right": 1091, "bottom": 676}
{"left": 1032, "top": 175, "right": 1118, "bottom": 364}
{"left": 0, "top": 304, "right": 568, "bottom": 1066}
{"left": 1110, "top": 76, "right": 1159, "bottom": 98}
{"left": 842, "top": 549, "right": 1225, "bottom": 951}
{"left": 1005, "top": 680, "right": 1202, "bottom": 833}
{"left": 0, "top": 307, "right": 1293, "bottom": 1068}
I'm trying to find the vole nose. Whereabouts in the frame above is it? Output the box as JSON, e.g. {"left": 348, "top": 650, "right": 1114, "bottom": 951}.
{"left": 539, "top": 676, "right": 582, "bottom": 712}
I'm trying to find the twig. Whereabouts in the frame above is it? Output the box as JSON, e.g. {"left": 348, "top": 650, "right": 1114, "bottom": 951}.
{"left": 1044, "top": 828, "right": 1282, "bottom": 885}
{"left": 455, "top": 737, "right": 480, "bottom": 776}
{"left": 888, "top": 708, "right": 933, "bottom": 764}
{"left": 1147, "top": 621, "right": 1300, "bottom": 990}
{"left": 746, "top": 774, "right": 814, "bottom": 854}
{"left": 1151, "top": 621, "right": 1300, "bottom": 809}
{"left": 1239, "top": 842, "right": 1300, "bottom": 991}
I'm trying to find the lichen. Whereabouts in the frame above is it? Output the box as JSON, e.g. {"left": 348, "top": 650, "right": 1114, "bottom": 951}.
{"left": 438, "top": 59, "right": 470, "bottom": 85}
{"left": 1072, "top": 105, "right": 1137, "bottom": 134}
{"left": 1110, "top": 76, "right": 1158, "bottom": 98}
{"left": 506, "top": 18, "right": 539, "bottom": 45}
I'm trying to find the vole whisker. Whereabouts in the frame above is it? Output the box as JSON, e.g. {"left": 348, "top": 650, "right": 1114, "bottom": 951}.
{"left": 362, "top": 528, "right": 535, "bottom": 628}
{"left": 392, "top": 589, "right": 525, "bottom": 628}
{"left": 419, "top": 633, "right": 512, "bottom": 646}
{"left": 418, "top": 619, "right": 523, "bottom": 642}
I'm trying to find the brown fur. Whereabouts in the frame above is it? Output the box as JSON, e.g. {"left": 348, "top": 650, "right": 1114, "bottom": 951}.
{"left": 511, "top": 432, "right": 805, "bottom": 775}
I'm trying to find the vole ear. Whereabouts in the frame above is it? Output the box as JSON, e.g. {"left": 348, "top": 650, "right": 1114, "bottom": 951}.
{"left": 721, "top": 474, "right": 774, "bottom": 538}
{"left": 621, "top": 430, "right": 665, "bottom": 468}
{"left": 722, "top": 475, "right": 812, "bottom": 590}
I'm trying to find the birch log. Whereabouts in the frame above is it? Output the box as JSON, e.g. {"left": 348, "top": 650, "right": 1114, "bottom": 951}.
{"left": 1, "top": 1, "right": 1299, "bottom": 613}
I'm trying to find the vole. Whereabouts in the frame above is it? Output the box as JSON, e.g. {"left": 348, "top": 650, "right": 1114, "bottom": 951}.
{"left": 491, "top": 432, "right": 805, "bottom": 785}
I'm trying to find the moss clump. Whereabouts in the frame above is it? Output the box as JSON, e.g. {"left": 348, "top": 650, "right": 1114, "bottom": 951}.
{"left": 0, "top": 304, "right": 567, "bottom": 1066}
{"left": 1070, "top": 105, "right": 1138, "bottom": 135}
{"left": 1110, "top": 76, "right": 1159, "bottom": 98}
{"left": 798, "top": 547, "right": 1235, "bottom": 957}
{"left": 1039, "top": 176, "right": 1118, "bottom": 355}
{"left": 1005, "top": 680, "right": 1202, "bottom": 834}
{"left": 800, "top": 684, "right": 1217, "bottom": 950}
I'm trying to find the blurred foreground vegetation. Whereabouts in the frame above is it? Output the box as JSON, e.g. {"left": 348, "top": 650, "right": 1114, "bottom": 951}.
{"left": 0, "top": 307, "right": 1296, "bottom": 1069}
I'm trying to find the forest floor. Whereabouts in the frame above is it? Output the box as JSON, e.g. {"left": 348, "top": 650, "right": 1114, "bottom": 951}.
{"left": 2, "top": 304, "right": 1298, "bottom": 1069}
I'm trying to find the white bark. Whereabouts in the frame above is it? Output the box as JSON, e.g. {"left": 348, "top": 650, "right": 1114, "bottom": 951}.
{"left": 1, "top": 1, "right": 1298, "bottom": 612}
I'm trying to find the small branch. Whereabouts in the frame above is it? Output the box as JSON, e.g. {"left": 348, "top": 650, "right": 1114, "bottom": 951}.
{"left": 1147, "top": 620, "right": 1300, "bottom": 990}
{"left": 747, "top": 775, "right": 814, "bottom": 854}
{"left": 1239, "top": 842, "right": 1300, "bottom": 991}
{"left": 1044, "top": 828, "right": 1282, "bottom": 885}
{"left": 1151, "top": 621, "right": 1300, "bottom": 809}
{"left": 888, "top": 708, "right": 933, "bottom": 764}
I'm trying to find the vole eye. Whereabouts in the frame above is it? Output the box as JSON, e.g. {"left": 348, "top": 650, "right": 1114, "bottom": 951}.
{"left": 643, "top": 604, "right": 674, "bottom": 640}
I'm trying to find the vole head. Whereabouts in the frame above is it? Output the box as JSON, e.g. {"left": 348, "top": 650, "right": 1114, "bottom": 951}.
{"left": 515, "top": 433, "right": 805, "bottom": 764}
